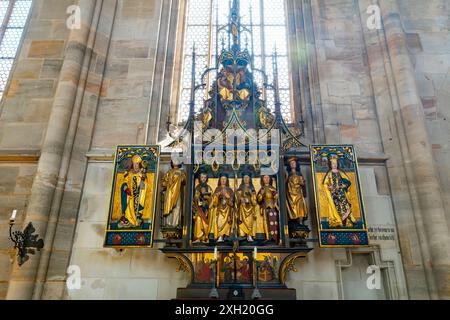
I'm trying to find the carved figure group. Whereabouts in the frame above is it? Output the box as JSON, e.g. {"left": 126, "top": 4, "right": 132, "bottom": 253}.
{"left": 161, "top": 157, "right": 311, "bottom": 244}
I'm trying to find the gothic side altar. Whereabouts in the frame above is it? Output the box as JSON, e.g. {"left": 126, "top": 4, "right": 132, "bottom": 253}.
{"left": 103, "top": 0, "right": 369, "bottom": 300}
{"left": 158, "top": 0, "right": 313, "bottom": 299}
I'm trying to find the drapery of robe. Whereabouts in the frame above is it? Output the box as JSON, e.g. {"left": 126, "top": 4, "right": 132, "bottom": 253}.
{"left": 192, "top": 183, "right": 213, "bottom": 242}
{"left": 323, "top": 170, "right": 355, "bottom": 228}
{"left": 219, "top": 72, "right": 234, "bottom": 101}
{"left": 218, "top": 69, "right": 250, "bottom": 102}
{"left": 236, "top": 186, "right": 258, "bottom": 238}
{"left": 120, "top": 169, "right": 147, "bottom": 227}
{"left": 257, "top": 186, "right": 279, "bottom": 242}
{"left": 286, "top": 173, "right": 308, "bottom": 220}
{"left": 196, "top": 260, "right": 213, "bottom": 282}
{"left": 208, "top": 186, "right": 234, "bottom": 240}
{"left": 162, "top": 167, "right": 186, "bottom": 227}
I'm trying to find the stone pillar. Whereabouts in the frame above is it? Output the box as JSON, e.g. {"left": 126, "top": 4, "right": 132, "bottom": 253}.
{"left": 41, "top": 0, "right": 118, "bottom": 300}
{"left": 32, "top": 0, "right": 105, "bottom": 300}
{"left": 157, "top": 0, "right": 183, "bottom": 142}
{"left": 299, "top": 0, "right": 326, "bottom": 144}
{"left": 145, "top": 0, "right": 176, "bottom": 144}
{"left": 6, "top": 0, "right": 97, "bottom": 300}
{"left": 377, "top": 0, "right": 450, "bottom": 299}
{"left": 359, "top": 0, "right": 434, "bottom": 299}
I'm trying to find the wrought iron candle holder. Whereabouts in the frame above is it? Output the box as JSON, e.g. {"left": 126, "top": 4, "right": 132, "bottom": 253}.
{"left": 252, "top": 250, "right": 262, "bottom": 300}
{"left": 209, "top": 258, "right": 219, "bottom": 299}
{"left": 9, "top": 216, "right": 44, "bottom": 266}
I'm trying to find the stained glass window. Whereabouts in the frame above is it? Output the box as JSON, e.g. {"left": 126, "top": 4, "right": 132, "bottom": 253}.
{"left": 178, "top": 0, "right": 293, "bottom": 123}
{"left": 0, "top": 0, "right": 33, "bottom": 100}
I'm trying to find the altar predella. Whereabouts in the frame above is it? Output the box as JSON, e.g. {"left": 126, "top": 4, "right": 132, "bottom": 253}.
{"left": 103, "top": 0, "right": 368, "bottom": 298}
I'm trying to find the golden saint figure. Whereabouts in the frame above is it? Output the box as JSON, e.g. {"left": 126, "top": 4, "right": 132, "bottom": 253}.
{"left": 208, "top": 174, "right": 234, "bottom": 242}
{"left": 236, "top": 174, "right": 258, "bottom": 242}
{"left": 257, "top": 175, "right": 279, "bottom": 242}
{"left": 286, "top": 157, "right": 308, "bottom": 222}
{"left": 192, "top": 172, "right": 213, "bottom": 243}
{"left": 258, "top": 105, "right": 275, "bottom": 129}
{"left": 161, "top": 162, "right": 186, "bottom": 227}
{"left": 119, "top": 155, "right": 148, "bottom": 228}
{"left": 197, "top": 90, "right": 214, "bottom": 130}
{"left": 236, "top": 69, "right": 250, "bottom": 101}
{"left": 200, "top": 106, "right": 213, "bottom": 129}
{"left": 218, "top": 69, "right": 234, "bottom": 101}
{"left": 323, "top": 156, "right": 356, "bottom": 228}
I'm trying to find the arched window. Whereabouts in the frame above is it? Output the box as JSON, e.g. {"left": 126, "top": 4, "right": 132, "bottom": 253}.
{"left": 0, "top": 0, "right": 33, "bottom": 100}
{"left": 178, "top": 0, "right": 292, "bottom": 123}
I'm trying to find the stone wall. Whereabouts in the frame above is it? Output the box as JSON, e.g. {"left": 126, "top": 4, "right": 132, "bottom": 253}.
{"left": 0, "top": 0, "right": 73, "bottom": 150}
{"left": 286, "top": 166, "right": 407, "bottom": 300}
{"left": 91, "top": 0, "right": 158, "bottom": 148}
{"left": 398, "top": 0, "right": 450, "bottom": 227}
{"left": 0, "top": 0, "right": 74, "bottom": 299}
{"left": 0, "top": 163, "right": 37, "bottom": 299}
{"left": 311, "top": 0, "right": 383, "bottom": 155}
{"left": 66, "top": 161, "right": 188, "bottom": 299}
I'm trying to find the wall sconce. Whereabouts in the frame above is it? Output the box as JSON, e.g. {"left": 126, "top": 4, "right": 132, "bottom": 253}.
{"left": 9, "top": 210, "right": 44, "bottom": 266}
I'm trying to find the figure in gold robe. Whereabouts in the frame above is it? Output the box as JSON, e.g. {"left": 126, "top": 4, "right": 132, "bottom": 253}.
{"left": 197, "top": 90, "right": 214, "bottom": 129}
{"left": 218, "top": 68, "right": 234, "bottom": 101}
{"left": 218, "top": 67, "right": 251, "bottom": 102}
{"left": 286, "top": 157, "right": 308, "bottom": 222}
{"left": 208, "top": 174, "right": 234, "bottom": 242}
{"left": 236, "top": 256, "right": 251, "bottom": 282}
{"left": 257, "top": 105, "right": 275, "bottom": 129}
{"left": 236, "top": 173, "right": 258, "bottom": 242}
{"left": 161, "top": 162, "right": 186, "bottom": 227}
{"left": 235, "top": 68, "right": 250, "bottom": 101}
{"left": 257, "top": 175, "right": 279, "bottom": 243}
{"left": 192, "top": 172, "right": 213, "bottom": 243}
{"left": 119, "top": 155, "right": 148, "bottom": 228}
{"left": 323, "top": 156, "right": 356, "bottom": 228}
{"left": 199, "top": 106, "right": 213, "bottom": 129}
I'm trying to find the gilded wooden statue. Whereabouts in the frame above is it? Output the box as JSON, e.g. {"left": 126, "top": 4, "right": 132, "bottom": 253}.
{"left": 161, "top": 161, "right": 186, "bottom": 228}
{"left": 257, "top": 175, "right": 280, "bottom": 243}
{"left": 236, "top": 173, "right": 258, "bottom": 242}
{"left": 208, "top": 173, "right": 234, "bottom": 242}
{"left": 192, "top": 172, "right": 213, "bottom": 243}
{"left": 286, "top": 157, "right": 308, "bottom": 222}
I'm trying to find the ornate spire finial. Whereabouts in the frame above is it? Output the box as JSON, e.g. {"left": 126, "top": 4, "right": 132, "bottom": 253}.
{"left": 219, "top": 0, "right": 250, "bottom": 73}
{"left": 230, "top": 0, "right": 241, "bottom": 52}
{"left": 232, "top": 0, "right": 240, "bottom": 15}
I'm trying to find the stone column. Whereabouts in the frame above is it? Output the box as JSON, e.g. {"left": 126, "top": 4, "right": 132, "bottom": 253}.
{"left": 32, "top": 0, "right": 105, "bottom": 300}
{"left": 6, "top": 0, "right": 97, "bottom": 300}
{"left": 359, "top": 0, "right": 434, "bottom": 299}
{"left": 41, "top": 0, "right": 118, "bottom": 300}
{"left": 145, "top": 0, "right": 175, "bottom": 144}
{"left": 157, "top": 0, "right": 183, "bottom": 142}
{"left": 303, "top": 0, "right": 326, "bottom": 144}
{"left": 377, "top": 0, "right": 450, "bottom": 299}
{"left": 286, "top": 0, "right": 306, "bottom": 130}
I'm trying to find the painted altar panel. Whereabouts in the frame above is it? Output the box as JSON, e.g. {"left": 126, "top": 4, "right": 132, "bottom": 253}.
{"left": 104, "top": 145, "right": 160, "bottom": 248}
{"left": 187, "top": 251, "right": 288, "bottom": 288}
{"left": 192, "top": 252, "right": 216, "bottom": 283}
{"left": 255, "top": 252, "right": 281, "bottom": 284}
{"left": 218, "top": 252, "right": 253, "bottom": 285}
{"left": 311, "top": 145, "right": 369, "bottom": 247}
